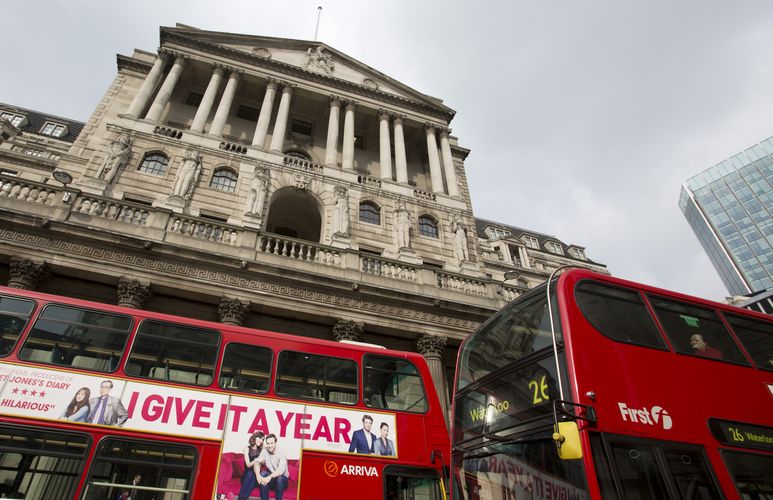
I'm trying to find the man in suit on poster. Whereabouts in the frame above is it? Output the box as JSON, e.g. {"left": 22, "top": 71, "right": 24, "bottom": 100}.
{"left": 348, "top": 414, "right": 376, "bottom": 453}
{"left": 88, "top": 380, "right": 128, "bottom": 426}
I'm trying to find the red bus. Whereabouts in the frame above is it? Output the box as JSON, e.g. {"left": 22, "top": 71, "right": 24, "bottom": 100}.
{"left": 0, "top": 285, "right": 449, "bottom": 500}
{"left": 451, "top": 268, "right": 773, "bottom": 499}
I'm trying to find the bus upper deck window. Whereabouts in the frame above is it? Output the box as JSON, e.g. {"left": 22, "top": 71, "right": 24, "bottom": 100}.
{"left": 724, "top": 313, "right": 773, "bottom": 371}
{"left": 0, "top": 295, "right": 35, "bottom": 356}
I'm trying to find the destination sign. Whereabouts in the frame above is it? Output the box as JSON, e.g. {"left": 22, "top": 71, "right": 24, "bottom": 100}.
{"left": 710, "top": 419, "right": 773, "bottom": 453}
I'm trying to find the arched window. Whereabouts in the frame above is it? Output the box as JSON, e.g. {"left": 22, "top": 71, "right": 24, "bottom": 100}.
{"left": 359, "top": 202, "right": 381, "bottom": 225}
{"left": 285, "top": 150, "right": 312, "bottom": 162}
{"left": 210, "top": 168, "right": 238, "bottom": 192}
{"left": 137, "top": 153, "right": 169, "bottom": 175}
{"left": 418, "top": 215, "right": 438, "bottom": 238}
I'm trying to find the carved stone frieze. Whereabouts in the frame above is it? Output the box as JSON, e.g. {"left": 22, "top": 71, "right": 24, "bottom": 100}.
{"left": 117, "top": 277, "right": 150, "bottom": 309}
{"left": 8, "top": 256, "right": 48, "bottom": 290}
{"left": 218, "top": 297, "right": 250, "bottom": 326}
{"left": 332, "top": 319, "right": 363, "bottom": 342}
{"left": 416, "top": 334, "right": 447, "bottom": 359}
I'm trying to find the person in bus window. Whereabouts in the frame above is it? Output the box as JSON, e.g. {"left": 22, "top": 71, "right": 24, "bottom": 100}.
{"left": 348, "top": 414, "right": 376, "bottom": 453}
{"left": 88, "top": 380, "right": 128, "bottom": 426}
{"left": 237, "top": 431, "right": 265, "bottom": 500}
{"left": 60, "top": 387, "right": 91, "bottom": 422}
{"left": 374, "top": 422, "right": 395, "bottom": 456}
{"left": 256, "top": 434, "right": 289, "bottom": 500}
{"left": 117, "top": 473, "right": 143, "bottom": 500}
{"left": 689, "top": 334, "right": 723, "bottom": 359}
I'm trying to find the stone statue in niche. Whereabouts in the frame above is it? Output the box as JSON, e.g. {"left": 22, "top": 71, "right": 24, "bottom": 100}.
{"left": 244, "top": 167, "right": 270, "bottom": 217}
{"left": 304, "top": 46, "right": 335, "bottom": 75}
{"left": 393, "top": 203, "right": 413, "bottom": 249}
{"left": 331, "top": 186, "right": 350, "bottom": 236}
{"left": 97, "top": 134, "right": 132, "bottom": 183}
{"left": 451, "top": 215, "right": 469, "bottom": 262}
{"left": 171, "top": 150, "right": 203, "bottom": 199}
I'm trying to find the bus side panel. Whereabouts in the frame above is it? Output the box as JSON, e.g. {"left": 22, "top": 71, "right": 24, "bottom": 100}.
{"left": 193, "top": 443, "right": 222, "bottom": 499}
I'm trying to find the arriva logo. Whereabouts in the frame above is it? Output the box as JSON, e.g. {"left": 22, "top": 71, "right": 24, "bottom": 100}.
{"left": 618, "top": 402, "right": 672, "bottom": 430}
{"left": 322, "top": 460, "right": 379, "bottom": 478}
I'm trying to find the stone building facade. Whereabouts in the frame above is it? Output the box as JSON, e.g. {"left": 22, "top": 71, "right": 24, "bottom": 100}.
{"left": 0, "top": 25, "right": 606, "bottom": 418}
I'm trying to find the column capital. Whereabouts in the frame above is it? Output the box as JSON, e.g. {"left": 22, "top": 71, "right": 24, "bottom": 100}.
{"left": 264, "top": 77, "right": 278, "bottom": 89}
{"left": 417, "top": 334, "right": 447, "bottom": 359}
{"left": 225, "top": 66, "right": 244, "bottom": 77}
{"left": 211, "top": 63, "right": 226, "bottom": 75}
{"left": 343, "top": 99, "right": 357, "bottom": 110}
{"left": 117, "top": 277, "right": 151, "bottom": 309}
{"left": 329, "top": 95, "right": 342, "bottom": 105}
{"left": 392, "top": 113, "right": 405, "bottom": 125}
{"left": 378, "top": 108, "right": 391, "bottom": 120}
{"left": 332, "top": 319, "right": 363, "bottom": 342}
{"left": 218, "top": 297, "right": 250, "bottom": 326}
{"left": 159, "top": 50, "right": 189, "bottom": 65}
{"left": 424, "top": 122, "right": 441, "bottom": 133}
{"left": 439, "top": 127, "right": 452, "bottom": 138}
{"left": 8, "top": 257, "right": 49, "bottom": 290}
{"left": 279, "top": 81, "right": 297, "bottom": 93}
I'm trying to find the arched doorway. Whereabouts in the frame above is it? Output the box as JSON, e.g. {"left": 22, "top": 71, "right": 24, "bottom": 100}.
{"left": 265, "top": 187, "right": 322, "bottom": 242}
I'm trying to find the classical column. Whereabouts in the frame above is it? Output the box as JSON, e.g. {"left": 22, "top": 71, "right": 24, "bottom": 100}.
{"left": 218, "top": 297, "right": 250, "bottom": 326}
{"left": 126, "top": 53, "right": 168, "bottom": 118}
{"left": 190, "top": 64, "right": 224, "bottom": 133}
{"left": 332, "top": 319, "right": 363, "bottom": 342}
{"left": 8, "top": 257, "right": 48, "bottom": 290}
{"left": 341, "top": 100, "right": 356, "bottom": 170}
{"left": 439, "top": 128, "right": 460, "bottom": 197}
{"left": 519, "top": 247, "right": 531, "bottom": 268}
{"left": 424, "top": 124, "right": 445, "bottom": 194}
{"left": 393, "top": 114, "right": 408, "bottom": 184}
{"left": 269, "top": 82, "right": 294, "bottom": 153}
{"left": 252, "top": 78, "right": 277, "bottom": 148}
{"left": 209, "top": 68, "right": 242, "bottom": 137}
{"left": 145, "top": 54, "right": 187, "bottom": 123}
{"left": 417, "top": 335, "right": 449, "bottom": 418}
{"left": 117, "top": 278, "right": 150, "bottom": 309}
{"left": 378, "top": 109, "right": 392, "bottom": 179}
{"left": 324, "top": 96, "right": 341, "bottom": 167}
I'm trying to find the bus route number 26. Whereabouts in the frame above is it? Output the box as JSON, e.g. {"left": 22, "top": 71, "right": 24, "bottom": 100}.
{"left": 528, "top": 375, "right": 550, "bottom": 405}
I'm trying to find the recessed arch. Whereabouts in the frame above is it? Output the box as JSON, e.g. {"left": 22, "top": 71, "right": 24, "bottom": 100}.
{"left": 265, "top": 186, "right": 323, "bottom": 242}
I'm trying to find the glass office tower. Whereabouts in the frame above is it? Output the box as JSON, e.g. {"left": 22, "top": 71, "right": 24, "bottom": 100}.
{"left": 679, "top": 137, "right": 773, "bottom": 296}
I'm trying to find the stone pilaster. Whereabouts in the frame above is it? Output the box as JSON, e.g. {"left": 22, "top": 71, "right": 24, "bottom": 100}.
{"left": 8, "top": 257, "right": 48, "bottom": 290}
{"left": 117, "top": 278, "right": 150, "bottom": 309}
{"left": 439, "top": 128, "right": 460, "bottom": 197}
{"left": 332, "top": 319, "right": 363, "bottom": 342}
{"left": 417, "top": 334, "right": 449, "bottom": 419}
{"left": 218, "top": 297, "right": 250, "bottom": 326}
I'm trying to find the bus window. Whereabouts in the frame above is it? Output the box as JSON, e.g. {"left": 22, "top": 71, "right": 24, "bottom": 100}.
{"left": 575, "top": 281, "right": 666, "bottom": 349}
{"left": 720, "top": 450, "right": 773, "bottom": 498}
{"left": 83, "top": 438, "right": 196, "bottom": 500}
{"left": 125, "top": 320, "right": 219, "bottom": 386}
{"left": 364, "top": 355, "right": 428, "bottom": 413}
{"left": 276, "top": 351, "right": 358, "bottom": 404}
{"left": 663, "top": 448, "right": 721, "bottom": 499}
{"left": 648, "top": 296, "right": 749, "bottom": 365}
{"left": 0, "top": 423, "right": 89, "bottom": 500}
{"left": 608, "top": 441, "right": 670, "bottom": 499}
{"left": 589, "top": 433, "right": 619, "bottom": 499}
{"left": 384, "top": 466, "right": 443, "bottom": 500}
{"left": 723, "top": 313, "right": 773, "bottom": 371}
{"left": 219, "top": 342, "right": 272, "bottom": 394}
{"left": 0, "top": 295, "right": 35, "bottom": 356}
{"left": 19, "top": 304, "right": 131, "bottom": 372}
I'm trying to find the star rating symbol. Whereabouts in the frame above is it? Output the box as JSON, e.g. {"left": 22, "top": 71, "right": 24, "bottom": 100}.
{"left": 39, "top": 391, "right": 46, "bottom": 398}
{"left": 11, "top": 387, "right": 18, "bottom": 394}
{"left": 20, "top": 389, "right": 28, "bottom": 395}
{"left": 30, "top": 390, "right": 37, "bottom": 397}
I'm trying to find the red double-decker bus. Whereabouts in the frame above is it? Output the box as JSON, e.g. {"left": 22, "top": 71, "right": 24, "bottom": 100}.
{"left": 451, "top": 268, "right": 773, "bottom": 499}
{"left": 0, "top": 285, "right": 449, "bottom": 499}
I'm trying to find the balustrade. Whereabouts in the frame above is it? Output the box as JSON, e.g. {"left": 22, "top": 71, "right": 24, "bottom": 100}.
{"left": 168, "top": 216, "right": 239, "bottom": 245}
{"left": 257, "top": 233, "right": 341, "bottom": 265}
{"left": 0, "top": 178, "right": 57, "bottom": 205}
{"left": 360, "top": 255, "right": 417, "bottom": 282}
{"left": 74, "top": 196, "right": 150, "bottom": 226}
{"left": 435, "top": 271, "right": 487, "bottom": 296}
{"left": 282, "top": 155, "right": 322, "bottom": 173}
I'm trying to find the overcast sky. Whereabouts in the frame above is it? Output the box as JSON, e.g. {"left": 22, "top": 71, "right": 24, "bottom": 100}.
{"left": 4, "top": 1, "right": 773, "bottom": 301}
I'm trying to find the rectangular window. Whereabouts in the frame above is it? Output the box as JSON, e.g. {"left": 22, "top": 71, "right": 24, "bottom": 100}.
{"left": 19, "top": 304, "right": 132, "bottom": 372}
{"left": 724, "top": 313, "right": 773, "bottom": 371}
{"left": 0, "top": 295, "right": 35, "bottom": 357}
{"left": 364, "top": 355, "right": 428, "bottom": 413}
{"left": 546, "top": 241, "right": 564, "bottom": 255}
{"left": 40, "top": 122, "right": 67, "bottom": 137}
{"left": 490, "top": 228, "right": 510, "bottom": 238}
{"left": 1, "top": 112, "right": 26, "bottom": 127}
{"left": 522, "top": 235, "right": 539, "bottom": 249}
{"left": 276, "top": 351, "right": 358, "bottom": 404}
{"left": 23, "top": 148, "right": 43, "bottom": 157}
{"left": 125, "top": 320, "right": 219, "bottom": 386}
{"left": 291, "top": 118, "right": 312, "bottom": 136}
{"left": 236, "top": 105, "right": 260, "bottom": 121}
{"left": 0, "top": 169, "right": 19, "bottom": 176}
{"left": 219, "top": 342, "right": 272, "bottom": 394}
{"left": 184, "top": 92, "right": 203, "bottom": 107}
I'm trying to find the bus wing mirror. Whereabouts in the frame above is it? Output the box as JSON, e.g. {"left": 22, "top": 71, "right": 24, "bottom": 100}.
{"left": 553, "top": 422, "right": 582, "bottom": 460}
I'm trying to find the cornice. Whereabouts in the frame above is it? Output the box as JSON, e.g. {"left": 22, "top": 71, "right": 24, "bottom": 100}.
{"left": 0, "top": 150, "right": 58, "bottom": 171}
{"left": 116, "top": 54, "right": 153, "bottom": 75}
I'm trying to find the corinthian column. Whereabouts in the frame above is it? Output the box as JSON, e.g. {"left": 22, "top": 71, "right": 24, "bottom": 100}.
{"left": 126, "top": 53, "right": 168, "bottom": 118}
{"left": 269, "top": 82, "right": 294, "bottom": 153}
{"left": 378, "top": 109, "right": 392, "bottom": 179}
{"left": 8, "top": 257, "right": 48, "bottom": 290}
{"left": 117, "top": 278, "right": 150, "bottom": 309}
{"left": 341, "top": 100, "right": 356, "bottom": 170}
{"left": 425, "top": 124, "right": 445, "bottom": 194}
{"left": 252, "top": 78, "right": 277, "bottom": 148}
{"left": 145, "top": 54, "right": 187, "bottom": 123}
{"left": 393, "top": 114, "right": 408, "bottom": 184}
{"left": 190, "top": 64, "right": 224, "bottom": 133}
{"left": 417, "top": 334, "right": 449, "bottom": 420}
{"left": 209, "top": 68, "right": 242, "bottom": 137}
{"left": 439, "top": 128, "right": 460, "bottom": 197}
{"left": 218, "top": 297, "right": 250, "bottom": 326}
{"left": 324, "top": 96, "right": 341, "bottom": 167}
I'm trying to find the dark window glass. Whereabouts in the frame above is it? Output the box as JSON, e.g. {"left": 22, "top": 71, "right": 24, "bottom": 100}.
{"left": 589, "top": 434, "right": 619, "bottom": 499}
{"left": 649, "top": 296, "right": 748, "bottom": 364}
{"left": 219, "top": 343, "right": 272, "bottom": 394}
{"left": 721, "top": 450, "right": 773, "bottom": 498}
{"left": 138, "top": 153, "right": 169, "bottom": 176}
{"left": 83, "top": 438, "right": 196, "bottom": 500}
{"left": 724, "top": 313, "right": 773, "bottom": 371}
{"left": 19, "top": 305, "right": 131, "bottom": 372}
{"left": 184, "top": 92, "right": 203, "bottom": 106}
{"left": 418, "top": 216, "right": 438, "bottom": 238}
{"left": 274, "top": 227, "right": 298, "bottom": 238}
{"left": 125, "top": 321, "right": 219, "bottom": 386}
{"left": 575, "top": 281, "right": 666, "bottom": 349}
{"left": 664, "top": 448, "right": 721, "bottom": 499}
{"left": 385, "top": 467, "right": 442, "bottom": 500}
{"left": 209, "top": 168, "right": 238, "bottom": 192}
{"left": 609, "top": 441, "right": 669, "bottom": 499}
{"left": 0, "top": 296, "right": 35, "bottom": 356}
{"left": 236, "top": 105, "right": 259, "bottom": 121}
{"left": 359, "top": 202, "right": 380, "bottom": 225}
{"left": 290, "top": 119, "right": 312, "bottom": 136}
{"left": 276, "top": 351, "right": 357, "bottom": 405}
{"left": 364, "top": 355, "right": 427, "bottom": 413}
{"left": 0, "top": 424, "right": 89, "bottom": 500}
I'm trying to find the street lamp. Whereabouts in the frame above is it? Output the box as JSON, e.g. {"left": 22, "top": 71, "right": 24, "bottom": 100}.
{"left": 52, "top": 169, "right": 73, "bottom": 203}
{"left": 503, "top": 270, "right": 520, "bottom": 282}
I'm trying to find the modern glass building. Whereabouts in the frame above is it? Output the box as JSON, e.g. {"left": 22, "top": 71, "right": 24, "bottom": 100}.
{"left": 679, "top": 137, "right": 773, "bottom": 296}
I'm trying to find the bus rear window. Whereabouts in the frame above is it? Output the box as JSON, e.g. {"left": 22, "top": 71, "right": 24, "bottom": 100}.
{"left": 19, "top": 304, "right": 132, "bottom": 372}
{"left": 723, "top": 313, "right": 773, "bottom": 371}
{"left": 276, "top": 351, "right": 358, "bottom": 404}
{"left": 364, "top": 355, "right": 427, "bottom": 413}
{"left": 0, "top": 295, "right": 35, "bottom": 356}
{"left": 575, "top": 280, "right": 666, "bottom": 349}
{"left": 125, "top": 320, "right": 219, "bottom": 386}
{"left": 648, "top": 297, "right": 749, "bottom": 365}
{"left": 219, "top": 342, "right": 272, "bottom": 394}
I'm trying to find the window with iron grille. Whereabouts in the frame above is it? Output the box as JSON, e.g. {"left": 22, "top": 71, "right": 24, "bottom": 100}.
{"left": 210, "top": 168, "right": 238, "bottom": 192}
{"left": 418, "top": 215, "right": 438, "bottom": 238}
{"left": 137, "top": 153, "right": 169, "bottom": 175}
{"left": 359, "top": 202, "right": 381, "bottom": 225}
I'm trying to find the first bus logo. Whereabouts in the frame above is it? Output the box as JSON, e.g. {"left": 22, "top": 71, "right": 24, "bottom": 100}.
{"left": 618, "top": 402, "right": 673, "bottom": 430}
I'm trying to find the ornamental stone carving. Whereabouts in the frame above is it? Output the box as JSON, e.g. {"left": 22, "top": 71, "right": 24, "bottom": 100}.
{"left": 332, "top": 319, "right": 363, "bottom": 342}
{"left": 331, "top": 186, "right": 350, "bottom": 236}
{"left": 117, "top": 278, "right": 150, "bottom": 309}
{"left": 8, "top": 257, "right": 48, "bottom": 290}
{"left": 97, "top": 134, "right": 132, "bottom": 184}
{"left": 244, "top": 167, "right": 270, "bottom": 217}
{"left": 451, "top": 215, "right": 469, "bottom": 262}
{"left": 252, "top": 47, "right": 272, "bottom": 59}
{"left": 393, "top": 203, "right": 413, "bottom": 249}
{"left": 304, "top": 46, "right": 334, "bottom": 75}
{"left": 294, "top": 173, "right": 310, "bottom": 191}
{"left": 416, "top": 334, "right": 447, "bottom": 359}
{"left": 218, "top": 297, "right": 250, "bottom": 326}
{"left": 363, "top": 78, "right": 379, "bottom": 90}
{"left": 171, "top": 150, "right": 203, "bottom": 199}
